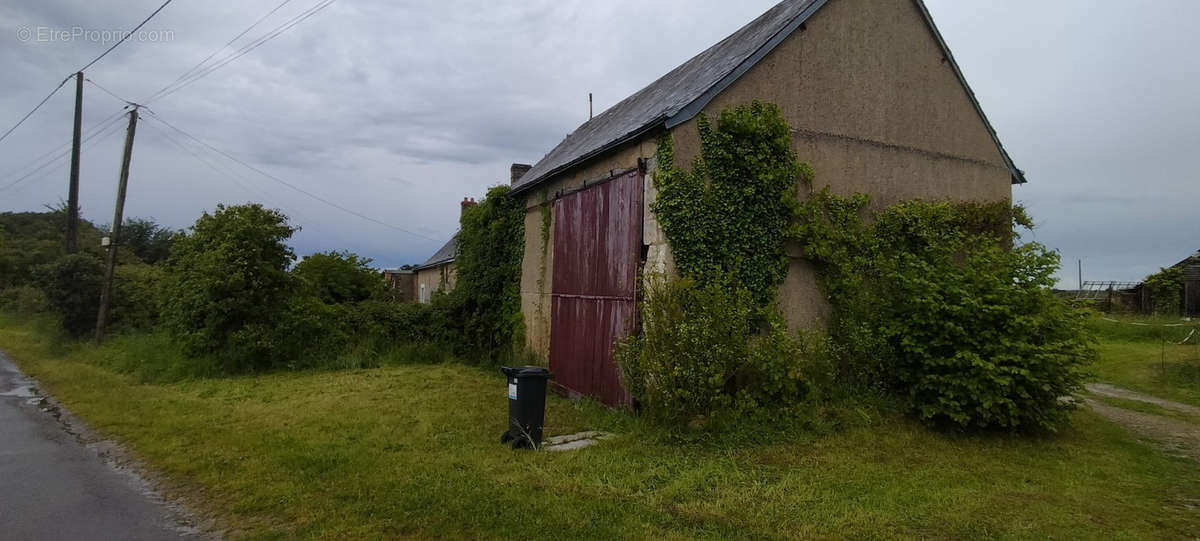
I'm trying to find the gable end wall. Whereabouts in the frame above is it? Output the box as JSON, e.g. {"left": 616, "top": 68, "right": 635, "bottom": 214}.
{"left": 670, "top": 0, "right": 1015, "bottom": 329}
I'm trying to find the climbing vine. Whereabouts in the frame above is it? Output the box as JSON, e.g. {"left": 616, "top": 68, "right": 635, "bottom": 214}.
{"left": 624, "top": 99, "right": 1092, "bottom": 431}
{"left": 620, "top": 101, "right": 815, "bottom": 424}
{"left": 651, "top": 101, "right": 812, "bottom": 305}
{"left": 445, "top": 184, "right": 526, "bottom": 362}
{"left": 535, "top": 190, "right": 552, "bottom": 350}
{"left": 537, "top": 190, "right": 551, "bottom": 300}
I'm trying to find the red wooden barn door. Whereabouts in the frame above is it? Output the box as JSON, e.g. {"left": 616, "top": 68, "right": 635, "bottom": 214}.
{"left": 549, "top": 169, "right": 642, "bottom": 407}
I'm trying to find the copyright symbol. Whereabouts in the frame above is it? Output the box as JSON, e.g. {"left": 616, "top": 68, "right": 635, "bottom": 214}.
{"left": 16, "top": 26, "right": 31, "bottom": 42}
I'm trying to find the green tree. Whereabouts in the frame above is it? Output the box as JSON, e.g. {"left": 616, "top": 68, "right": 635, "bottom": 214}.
{"left": 161, "top": 204, "right": 297, "bottom": 370}
{"left": 121, "top": 217, "right": 176, "bottom": 265}
{"left": 293, "top": 250, "right": 383, "bottom": 304}
{"left": 34, "top": 253, "right": 104, "bottom": 337}
{"left": 0, "top": 210, "right": 105, "bottom": 289}
{"left": 1144, "top": 266, "right": 1184, "bottom": 315}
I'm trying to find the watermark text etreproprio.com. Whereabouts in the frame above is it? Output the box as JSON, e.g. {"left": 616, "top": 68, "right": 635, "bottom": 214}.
{"left": 15, "top": 25, "right": 174, "bottom": 44}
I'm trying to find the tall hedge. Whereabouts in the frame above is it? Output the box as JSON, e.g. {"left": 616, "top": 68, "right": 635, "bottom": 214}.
{"left": 447, "top": 185, "right": 526, "bottom": 361}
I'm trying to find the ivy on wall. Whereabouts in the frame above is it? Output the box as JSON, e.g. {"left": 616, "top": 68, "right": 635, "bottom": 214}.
{"left": 620, "top": 101, "right": 815, "bottom": 424}
{"left": 447, "top": 184, "right": 526, "bottom": 361}
{"left": 652, "top": 101, "right": 812, "bottom": 305}
{"left": 537, "top": 190, "right": 551, "bottom": 300}
{"left": 629, "top": 98, "right": 1092, "bottom": 432}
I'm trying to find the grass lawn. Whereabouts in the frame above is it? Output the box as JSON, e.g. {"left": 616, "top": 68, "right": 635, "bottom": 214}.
{"left": 1090, "top": 314, "right": 1200, "bottom": 407}
{"left": 2, "top": 319, "right": 1199, "bottom": 539}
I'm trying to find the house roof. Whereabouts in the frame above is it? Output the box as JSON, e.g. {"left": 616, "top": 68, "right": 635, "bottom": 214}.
{"left": 414, "top": 233, "right": 457, "bottom": 270}
{"left": 1170, "top": 250, "right": 1200, "bottom": 269}
{"left": 512, "top": 0, "right": 1025, "bottom": 194}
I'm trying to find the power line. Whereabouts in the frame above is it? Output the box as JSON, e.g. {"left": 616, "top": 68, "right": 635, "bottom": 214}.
{"left": 85, "top": 78, "right": 136, "bottom": 106}
{"left": 0, "top": 112, "right": 128, "bottom": 192}
{"left": 149, "top": 0, "right": 335, "bottom": 104}
{"left": 0, "top": 107, "right": 129, "bottom": 185}
{"left": 1, "top": 0, "right": 173, "bottom": 147}
{"left": 142, "top": 119, "right": 387, "bottom": 253}
{"left": 142, "top": 0, "right": 294, "bottom": 104}
{"left": 0, "top": 109, "right": 128, "bottom": 185}
{"left": 77, "top": 0, "right": 176, "bottom": 73}
{"left": 141, "top": 119, "right": 268, "bottom": 200}
{"left": 0, "top": 76, "right": 71, "bottom": 144}
{"left": 148, "top": 0, "right": 337, "bottom": 104}
{"left": 142, "top": 111, "right": 442, "bottom": 243}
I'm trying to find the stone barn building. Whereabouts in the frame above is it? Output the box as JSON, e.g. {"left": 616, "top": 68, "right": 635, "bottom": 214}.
{"left": 509, "top": 0, "right": 1025, "bottom": 405}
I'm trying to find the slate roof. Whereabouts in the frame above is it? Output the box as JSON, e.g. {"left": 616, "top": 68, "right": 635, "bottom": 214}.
{"left": 415, "top": 233, "right": 457, "bottom": 270}
{"left": 512, "top": 0, "right": 1025, "bottom": 194}
{"left": 1170, "top": 250, "right": 1200, "bottom": 281}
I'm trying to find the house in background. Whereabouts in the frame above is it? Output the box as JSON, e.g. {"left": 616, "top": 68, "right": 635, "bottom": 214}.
{"left": 509, "top": 0, "right": 1025, "bottom": 406}
{"left": 413, "top": 235, "right": 455, "bottom": 304}
{"left": 413, "top": 198, "right": 476, "bottom": 304}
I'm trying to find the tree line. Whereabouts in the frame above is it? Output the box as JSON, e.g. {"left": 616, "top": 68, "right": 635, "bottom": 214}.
{"left": 0, "top": 188, "right": 527, "bottom": 377}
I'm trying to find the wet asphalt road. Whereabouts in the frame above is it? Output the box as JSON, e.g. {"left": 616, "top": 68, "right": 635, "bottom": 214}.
{"left": 0, "top": 351, "right": 197, "bottom": 540}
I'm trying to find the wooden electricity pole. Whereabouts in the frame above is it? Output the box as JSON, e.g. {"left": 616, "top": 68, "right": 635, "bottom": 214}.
{"left": 95, "top": 107, "right": 138, "bottom": 344}
{"left": 66, "top": 71, "right": 83, "bottom": 253}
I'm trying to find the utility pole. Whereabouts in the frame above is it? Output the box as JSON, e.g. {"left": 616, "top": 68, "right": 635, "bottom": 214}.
{"left": 66, "top": 71, "right": 83, "bottom": 253}
{"left": 1078, "top": 259, "right": 1083, "bottom": 291}
{"left": 95, "top": 107, "right": 138, "bottom": 344}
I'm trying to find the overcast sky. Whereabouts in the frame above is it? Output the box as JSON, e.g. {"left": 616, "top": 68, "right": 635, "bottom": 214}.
{"left": 1, "top": 0, "right": 1197, "bottom": 285}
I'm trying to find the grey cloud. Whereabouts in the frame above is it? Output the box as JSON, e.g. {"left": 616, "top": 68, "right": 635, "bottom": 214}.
{"left": 2, "top": 0, "right": 1197, "bottom": 277}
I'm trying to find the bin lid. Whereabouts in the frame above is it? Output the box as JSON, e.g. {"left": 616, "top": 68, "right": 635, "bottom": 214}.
{"left": 501, "top": 365, "right": 553, "bottom": 379}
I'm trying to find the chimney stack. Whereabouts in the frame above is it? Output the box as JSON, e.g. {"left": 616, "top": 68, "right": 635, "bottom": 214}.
{"left": 510, "top": 163, "right": 532, "bottom": 185}
{"left": 460, "top": 197, "right": 477, "bottom": 219}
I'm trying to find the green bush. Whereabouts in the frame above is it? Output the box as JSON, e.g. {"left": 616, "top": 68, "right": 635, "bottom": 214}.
{"left": 110, "top": 263, "right": 166, "bottom": 332}
{"left": 345, "top": 300, "right": 438, "bottom": 345}
{"left": 231, "top": 295, "right": 349, "bottom": 371}
{"left": 293, "top": 250, "right": 384, "bottom": 304}
{"left": 1144, "top": 266, "right": 1184, "bottom": 316}
{"left": 0, "top": 286, "right": 53, "bottom": 314}
{"left": 617, "top": 277, "right": 810, "bottom": 425}
{"left": 34, "top": 253, "right": 104, "bottom": 337}
{"left": 161, "top": 204, "right": 298, "bottom": 370}
{"left": 794, "top": 193, "right": 1095, "bottom": 431}
{"left": 0, "top": 209, "right": 110, "bottom": 290}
